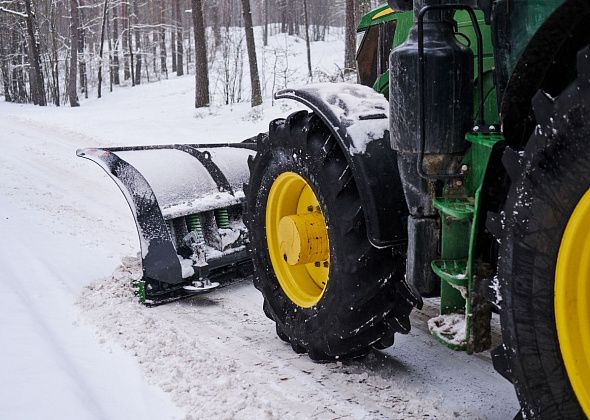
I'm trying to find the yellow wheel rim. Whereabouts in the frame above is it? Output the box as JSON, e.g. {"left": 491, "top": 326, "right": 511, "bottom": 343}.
{"left": 556, "top": 187, "right": 590, "bottom": 416}
{"left": 266, "top": 172, "right": 330, "bottom": 308}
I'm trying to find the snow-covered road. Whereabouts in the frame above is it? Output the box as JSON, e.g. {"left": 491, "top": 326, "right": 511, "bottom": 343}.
{"left": 0, "top": 67, "right": 518, "bottom": 418}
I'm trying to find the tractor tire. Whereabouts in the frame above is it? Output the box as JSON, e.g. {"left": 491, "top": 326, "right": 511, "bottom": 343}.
{"left": 494, "top": 46, "right": 590, "bottom": 418}
{"left": 245, "top": 110, "right": 418, "bottom": 361}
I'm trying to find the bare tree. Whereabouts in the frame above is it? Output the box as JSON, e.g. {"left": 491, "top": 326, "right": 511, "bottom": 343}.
{"left": 107, "top": 7, "right": 114, "bottom": 92}
{"left": 0, "top": 12, "right": 11, "bottom": 102}
{"left": 49, "top": 0, "right": 60, "bottom": 105}
{"left": 78, "top": 0, "right": 87, "bottom": 98}
{"left": 112, "top": 2, "right": 120, "bottom": 85}
{"left": 68, "top": 0, "right": 80, "bottom": 106}
{"left": 240, "top": 0, "right": 261, "bottom": 106}
{"left": 132, "top": 0, "right": 141, "bottom": 84}
{"left": 263, "top": 0, "right": 268, "bottom": 46}
{"left": 303, "top": 0, "right": 312, "bottom": 79}
{"left": 344, "top": 0, "right": 356, "bottom": 73}
{"left": 159, "top": 0, "right": 168, "bottom": 78}
{"left": 191, "top": 0, "right": 209, "bottom": 107}
{"left": 127, "top": 1, "right": 135, "bottom": 86}
{"left": 357, "top": 0, "right": 372, "bottom": 21}
{"left": 171, "top": 1, "right": 177, "bottom": 72}
{"left": 175, "top": 0, "right": 183, "bottom": 76}
{"left": 122, "top": 1, "right": 130, "bottom": 80}
{"left": 98, "top": 0, "right": 109, "bottom": 98}
{"left": 22, "top": 0, "right": 46, "bottom": 105}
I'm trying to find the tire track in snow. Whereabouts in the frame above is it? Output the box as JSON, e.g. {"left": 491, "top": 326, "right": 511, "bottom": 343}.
{"left": 78, "top": 258, "right": 482, "bottom": 419}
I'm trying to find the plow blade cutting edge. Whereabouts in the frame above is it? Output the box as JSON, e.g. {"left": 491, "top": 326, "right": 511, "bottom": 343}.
{"left": 77, "top": 141, "right": 259, "bottom": 305}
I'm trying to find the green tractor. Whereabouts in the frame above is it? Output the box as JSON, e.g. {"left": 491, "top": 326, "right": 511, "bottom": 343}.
{"left": 244, "top": 1, "right": 590, "bottom": 418}
{"left": 79, "top": 0, "right": 590, "bottom": 417}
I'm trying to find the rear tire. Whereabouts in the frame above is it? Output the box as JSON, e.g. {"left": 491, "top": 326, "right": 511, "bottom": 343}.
{"left": 496, "top": 46, "right": 590, "bottom": 418}
{"left": 245, "top": 111, "right": 418, "bottom": 360}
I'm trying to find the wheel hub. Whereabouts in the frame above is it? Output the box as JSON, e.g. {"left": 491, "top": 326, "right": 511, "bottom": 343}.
{"left": 556, "top": 187, "right": 590, "bottom": 415}
{"left": 278, "top": 213, "right": 329, "bottom": 266}
{"left": 266, "top": 172, "right": 330, "bottom": 308}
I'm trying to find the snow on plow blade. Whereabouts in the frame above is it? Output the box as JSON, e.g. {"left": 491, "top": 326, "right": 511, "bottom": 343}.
{"left": 77, "top": 142, "right": 258, "bottom": 305}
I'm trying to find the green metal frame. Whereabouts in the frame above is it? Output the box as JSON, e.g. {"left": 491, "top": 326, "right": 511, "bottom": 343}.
{"left": 431, "top": 132, "right": 504, "bottom": 352}
{"left": 358, "top": 4, "right": 503, "bottom": 352}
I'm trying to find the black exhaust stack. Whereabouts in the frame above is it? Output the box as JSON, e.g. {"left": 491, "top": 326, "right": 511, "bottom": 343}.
{"left": 389, "top": 0, "right": 474, "bottom": 295}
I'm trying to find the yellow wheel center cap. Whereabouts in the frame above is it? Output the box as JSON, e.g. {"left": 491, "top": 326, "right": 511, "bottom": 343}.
{"left": 278, "top": 213, "right": 329, "bottom": 266}
{"left": 266, "top": 171, "right": 331, "bottom": 308}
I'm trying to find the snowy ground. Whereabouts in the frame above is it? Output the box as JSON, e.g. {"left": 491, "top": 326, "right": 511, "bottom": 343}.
{"left": 0, "top": 30, "right": 519, "bottom": 419}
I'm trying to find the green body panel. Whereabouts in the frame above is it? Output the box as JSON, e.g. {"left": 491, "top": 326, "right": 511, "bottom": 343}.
{"left": 360, "top": 6, "right": 499, "bottom": 124}
{"left": 357, "top": 3, "right": 563, "bottom": 351}
{"left": 357, "top": 4, "right": 397, "bottom": 30}
{"left": 391, "top": 12, "right": 413, "bottom": 48}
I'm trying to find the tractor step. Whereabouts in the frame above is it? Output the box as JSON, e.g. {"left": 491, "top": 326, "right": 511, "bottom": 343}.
{"left": 428, "top": 313, "right": 469, "bottom": 351}
{"left": 431, "top": 259, "right": 468, "bottom": 288}
{"left": 433, "top": 197, "right": 474, "bottom": 220}
{"left": 428, "top": 132, "right": 504, "bottom": 353}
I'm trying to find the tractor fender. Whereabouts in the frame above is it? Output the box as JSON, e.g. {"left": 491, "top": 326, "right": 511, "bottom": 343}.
{"left": 275, "top": 83, "right": 408, "bottom": 248}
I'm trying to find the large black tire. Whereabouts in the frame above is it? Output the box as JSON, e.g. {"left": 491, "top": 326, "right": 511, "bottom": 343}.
{"left": 245, "top": 110, "right": 419, "bottom": 361}
{"left": 495, "top": 46, "right": 590, "bottom": 418}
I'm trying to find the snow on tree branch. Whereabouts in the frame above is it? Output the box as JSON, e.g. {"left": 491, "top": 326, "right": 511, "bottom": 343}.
{"left": 0, "top": 6, "right": 28, "bottom": 18}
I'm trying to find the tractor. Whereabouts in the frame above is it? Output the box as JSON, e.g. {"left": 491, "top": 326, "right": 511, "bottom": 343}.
{"left": 79, "top": 0, "right": 590, "bottom": 417}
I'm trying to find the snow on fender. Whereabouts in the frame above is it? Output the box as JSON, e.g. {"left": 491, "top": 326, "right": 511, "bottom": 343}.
{"left": 274, "top": 83, "right": 407, "bottom": 248}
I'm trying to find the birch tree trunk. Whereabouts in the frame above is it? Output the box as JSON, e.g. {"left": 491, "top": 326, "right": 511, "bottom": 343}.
{"left": 191, "top": 0, "right": 209, "bottom": 108}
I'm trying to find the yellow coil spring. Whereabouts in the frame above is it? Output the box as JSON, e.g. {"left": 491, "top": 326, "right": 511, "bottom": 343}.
{"left": 215, "top": 208, "right": 230, "bottom": 229}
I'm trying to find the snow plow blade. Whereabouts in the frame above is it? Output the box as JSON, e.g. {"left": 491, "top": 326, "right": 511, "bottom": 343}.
{"left": 77, "top": 141, "right": 259, "bottom": 306}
